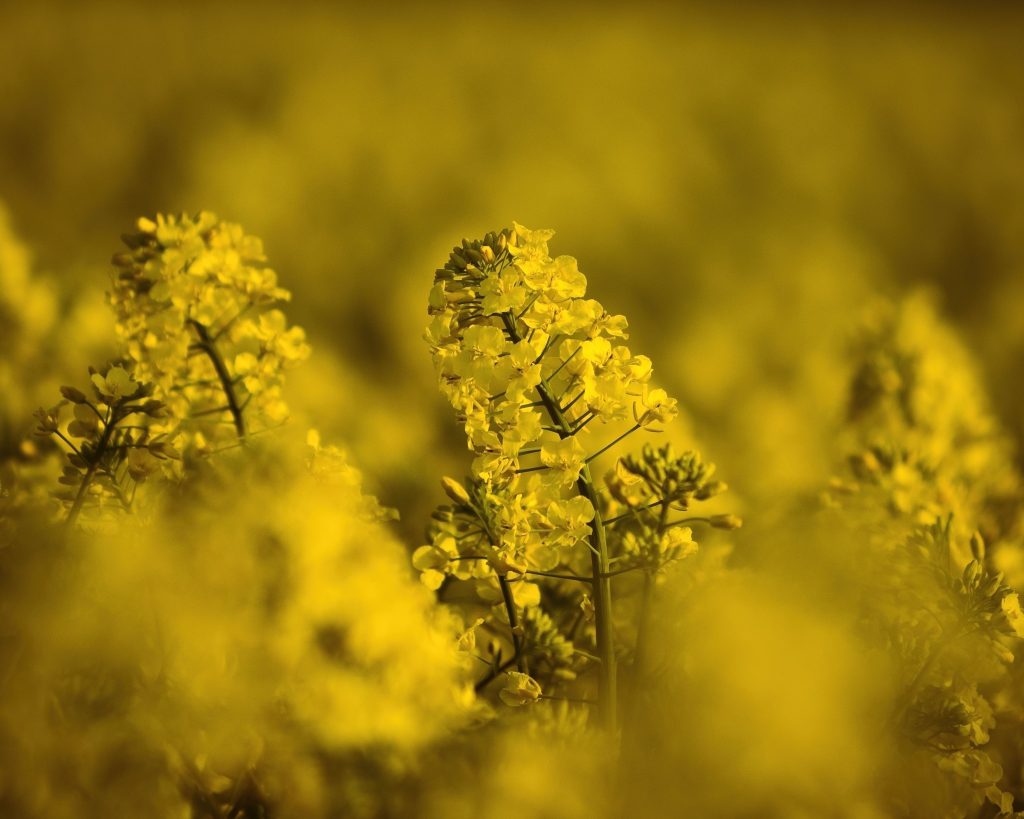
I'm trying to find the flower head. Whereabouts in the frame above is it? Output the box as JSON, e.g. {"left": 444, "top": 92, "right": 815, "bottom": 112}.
{"left": 110, "top": 213, "right": 310, "bottom": 453}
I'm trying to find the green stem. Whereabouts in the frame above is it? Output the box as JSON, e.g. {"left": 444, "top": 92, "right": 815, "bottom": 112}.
{"left": 502, "top": 311, "right": 617, "bottom": 732}
{"left": 633, "top": 570, "right": 654, "bottom": 688}
{"left": 623, "top": 501, "right": 670, "bottom": 751}
{"left": 522, "top": 569, "right": 593, "bottom": 583}
{"left": 666, "top": 516, "right": 711, "bottom": 529}
{"left": 587, "top": 424, "right": 641, "bottom": 464}
{"left": 540, "top": 694, "right": 597, "bottom": 705}
{"left": 547, "top": 345, "right": 581, "bottom": 382}
{"left": 51, "top": 429, "right": 83, "bottom": 457}
{"left": 605, "top": 500, "right": 666, "bottom": 526}
{"left": 65, "top": 410, "right": 119, "bottom": 527}
{"left": 891, "top": 630, "right": 959, "bottom": 728}
{"left": 633, "top": 501, "right": 671, "bottom": 681}
{"left": 188, "top": 319, "right": 245, "bottom": 438}
{"left": 474, "top": 655, "right": 518, "bottom": 693}
{"left": 498, "top": 574, "right": 528, "bottom": 675}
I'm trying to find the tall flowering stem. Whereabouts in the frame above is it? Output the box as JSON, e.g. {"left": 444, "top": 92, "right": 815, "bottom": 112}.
{"left": 498, "top": 309, "right": 618, "bottom": 727}
{"left": 423, "top": 223, "right": 683, "bottom": 732}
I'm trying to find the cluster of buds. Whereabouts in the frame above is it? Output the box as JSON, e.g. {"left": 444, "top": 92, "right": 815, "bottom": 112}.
{"left": 603, "top": 444, "right": 740, "bottom": 571}
{"left": 610, "top": 444, "right": 726, "bottom": 510}
{"left": 34, "top": 364, "right": 178, "bottom": 524}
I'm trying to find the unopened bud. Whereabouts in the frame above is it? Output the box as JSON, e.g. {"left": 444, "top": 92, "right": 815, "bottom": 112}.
{"left": 441, "top": 476, "right": 471, "bottom": 505}
{"left": 849, "top": 450, "right": 881, "bottom": 479}
{"left": 60, "top": 386, "right": 89, "bottom": 404}
{"left": 580, "top": 594, "right": 595, "bottom": 622}
{"left": 710, "top": 514, "right": 743, "bottom": 530}
{"left": 970, "top": 531, "right": 986, "bottom": 562}
{"left": 695, "top": 481, "right": 727, "bottom": 501}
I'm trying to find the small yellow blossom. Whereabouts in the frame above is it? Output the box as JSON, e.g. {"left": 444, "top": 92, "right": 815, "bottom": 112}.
{"left": 90, "top": 365, "right": 138, "bottom": 402}
{"left": 498, "top": 671, "right": 543, "bottom": 706}
{"left": 540, "top": 437, "right": 587, "bottom": 487}
{"left": 635, "top": 386, "right": 678, "bottom": 429}
{"left": 1002, "top": 593, "right": 1024, "bottom": 638}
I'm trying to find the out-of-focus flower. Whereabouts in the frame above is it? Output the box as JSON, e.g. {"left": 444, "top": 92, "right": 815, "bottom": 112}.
{"left": 109, "top": 213, "right": 310, "bottom": 453}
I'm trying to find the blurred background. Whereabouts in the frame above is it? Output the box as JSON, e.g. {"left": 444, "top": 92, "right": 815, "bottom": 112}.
{"left": 1, "top": 0, "right": 1023, "bottom": 541}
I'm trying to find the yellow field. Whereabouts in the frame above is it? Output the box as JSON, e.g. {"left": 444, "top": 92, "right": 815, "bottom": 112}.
{"left": 2, "top": 3, "right": 1024, "bottom": 817}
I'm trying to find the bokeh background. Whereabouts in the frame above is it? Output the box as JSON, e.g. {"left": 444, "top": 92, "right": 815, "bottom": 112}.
{"left": 5, "top": 4, "right": 1024, "bottom": 816}
{"left": 2, "top": 0, "right": 1023, "bottom": 538}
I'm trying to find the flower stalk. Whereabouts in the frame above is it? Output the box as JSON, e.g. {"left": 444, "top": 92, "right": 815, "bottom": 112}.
{"left": 188, "top": 318, "right": 246, "bottom": 438}
{"left": 500, "top": 309, "right": 619, "bottom": 729}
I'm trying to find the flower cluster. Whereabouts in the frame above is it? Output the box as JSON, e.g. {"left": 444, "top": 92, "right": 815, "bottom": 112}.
{"left": 877, "top": 519, "right": 1023, "bottom": 815}
{"left": 604, "top": 443, "right": 740, "bottom": 571}
{"left": 33, "top": 363, "right": 177, "bottom": 526}
{"left": 0, "top": 429, "right": 472, "bottom": 819}
{"left": 109, "top": 213, "right": 310, "bottom": 454}
{"left": 421, "top": 224, "right": 737, "bottom": 730}
{"left": 427, "top": 224, "right": 675, "bottom": 487}
{"left": 3, "top": 214, "right": 474, "bottom": 818}
{"left": 830, "top": 295, "right": 1024, "bottom": 815}
{"left": 840, "top": 293, "right": 1019, "bottom": 550}
{"left": 425, "top": 225, "right": 676, "bottom": 578}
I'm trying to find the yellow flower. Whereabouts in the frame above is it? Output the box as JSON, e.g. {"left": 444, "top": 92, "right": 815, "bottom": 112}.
{"left": 659, "top": 526, "right": 697, "bottom": 560}
{"left": 462, "top": 324, "right": 508, "bottom": 358}
{"left": 1002, "top": 593, "right": 1024, "bottom": 638}
{"left": 479, "top": 268, "right": 527, "bottom": 314}
{"left": 90, "top": 365, "right": 138, "bottom": 402}
{"left": 635, "top": 386, "right": 678, "bottom": 428}
{"left": 541, "top": 437, "right": 587, "bottom": 487}
{"left": 498, "top": 672, "right": 543, "bottom": 706}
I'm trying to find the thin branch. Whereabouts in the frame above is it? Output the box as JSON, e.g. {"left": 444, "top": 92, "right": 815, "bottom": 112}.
{"left": 190, "top": 404, "right": 233, "bottom": 418}
{"left": 571, "top": 412, "right": 596, "bottom": 435}
{"left": 533, "top": 333, "right": 562, "bottom": 365}
{"left": 540, "top": 694, "right": 597, "bottom": 705}
{"left": 66, "top": 410, "right": 120, "bottom": 527}
{"left": 605, "top": 499, "right": 667, "bottom": 526}
{"left": 51, "top": 429, "right": 83, "bottom": 458}
{"left": 586, "top": 423, "right": 641, "bottom": 464}
{"left": 547, "top": 345, "right": 581, "bottom": 383}
{"left": 561, "top": 391, "right": 586, "bottom": 414}
{"left": 520, "top": 569, "right": 594, "bottom": 584}
{"left": 212, "top": 301, "right": 254, "bottom": 341}
{"left": 474, "top": 656, "right": 518, "bottom": 693}
{"left": 516, "top": 293, "right": 540, "bottom": 321}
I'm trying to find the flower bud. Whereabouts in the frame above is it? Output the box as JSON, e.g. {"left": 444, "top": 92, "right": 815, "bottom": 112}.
{"left": 60, "top": 386, "right": 88, "bottom": 404}
{"left": 970, "top": 531, "right": 986, "bottom": 562}
{"left": 710, "top": 513, "right": 743, "bottom": 530}
{"left": 695, "top": 481, "right": 727, "bottom": 500}
{"left": 441, "top": 476, "right": 471, "bottom": 505}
